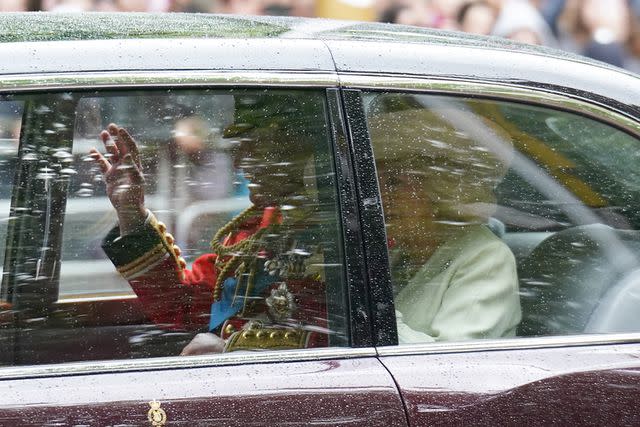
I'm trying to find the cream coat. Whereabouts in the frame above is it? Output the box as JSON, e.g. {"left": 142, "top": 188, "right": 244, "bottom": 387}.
{"left": 395, "top": 225, "right": 521, "bottom": 343}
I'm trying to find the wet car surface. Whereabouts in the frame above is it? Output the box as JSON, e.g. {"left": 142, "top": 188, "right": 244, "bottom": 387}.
{"left": 0, "top": 12, "right": 640, "bottom": 426}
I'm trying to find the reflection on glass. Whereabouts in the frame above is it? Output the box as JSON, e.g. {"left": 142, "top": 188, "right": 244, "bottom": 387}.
{"left": 1, "top": 89, "right": 347, "bottom": 366}
{"left": 366, "top": 91, "right": 640, "bottom": 342}
{"left": 367, "top": 93, "right": 521, "bottom": 344}
{"left": 79, "top": 90, "right": 347, "bottom": 355}
{"left": 0, "top": 100, "right": 22, "bottom": 295}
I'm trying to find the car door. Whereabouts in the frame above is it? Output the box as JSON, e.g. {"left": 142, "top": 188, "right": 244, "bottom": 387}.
{"left": 342, "top": 81, "right": 640, "bottom": 425}
{"left": 0, "top": 76, "right": 407, "bottom": 426}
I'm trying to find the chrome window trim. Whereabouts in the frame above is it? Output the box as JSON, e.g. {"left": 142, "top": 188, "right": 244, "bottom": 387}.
{"left": 3, "top": 72, "right": 636, "bottom": 137}
{"left": 0, "top": 71, "right": 339, "bottom": 91}
{"left": 339, "top": 74, "right": 640, "bottom": 137}
{"left": 0, "top": 347, "right": 376, "bottom": 380}
{"left": 377, "top": 333, "right": 640, "bottom": 357}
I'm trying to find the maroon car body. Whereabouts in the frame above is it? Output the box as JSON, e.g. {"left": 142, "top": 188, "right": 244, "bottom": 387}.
{"left": 1, "top": 13, "right": 640, "bottom": 426}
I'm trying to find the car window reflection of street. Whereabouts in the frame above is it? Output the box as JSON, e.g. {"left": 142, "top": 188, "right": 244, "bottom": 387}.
{"left": 368, "top": 93, "right": 521, "bottom": 343}
{"left": 60, "top": 93, "right": 238, "bottom": 298}
{"left": 0, "top": 100, "right": 22, "bottom": 299}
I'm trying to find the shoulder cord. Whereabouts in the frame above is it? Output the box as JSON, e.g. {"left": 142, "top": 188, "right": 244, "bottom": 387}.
{"left": 211, "top": 205, "right": 267, "bottom": 301}
{"left": 210, "top": 203, "right": 316, "bottom": 302}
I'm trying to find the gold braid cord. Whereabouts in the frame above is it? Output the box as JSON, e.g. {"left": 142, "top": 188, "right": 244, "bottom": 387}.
{"left": 210, "top": 206, "right": 270, "bottom": 302}
{"left": 209, "top": 203, "right": 315, "bottom": 302}
{"left": 210, "top": 206, "right": 261, "bottom": 255}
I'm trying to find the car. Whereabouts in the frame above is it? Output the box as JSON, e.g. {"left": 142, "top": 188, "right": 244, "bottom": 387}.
{"left": 1, "top": 11, "right": 640, "bottom": 426}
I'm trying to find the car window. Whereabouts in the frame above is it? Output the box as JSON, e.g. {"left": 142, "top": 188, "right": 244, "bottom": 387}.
{"left": 61, "top": 93, "right": 236, "bottom": 300}
{"left": 364, "top": 91, "right": 640, "bottom": 343}
{"left": 0, "top": 89, "right": 348, "bottom": 366}
{"left": 0, "top": 100, "right": 21, "bottom": 304}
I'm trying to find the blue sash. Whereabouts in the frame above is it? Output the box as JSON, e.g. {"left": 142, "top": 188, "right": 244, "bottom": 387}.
{"left": 208, "top": 265, "right": 277, "bottom": 331}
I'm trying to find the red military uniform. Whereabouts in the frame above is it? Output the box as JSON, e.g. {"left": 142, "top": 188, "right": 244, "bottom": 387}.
{"left": 102, "top": 206, "right": 328, "bottom": 351}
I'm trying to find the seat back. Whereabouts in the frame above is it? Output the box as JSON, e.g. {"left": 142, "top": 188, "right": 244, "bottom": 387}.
{"left": 585, "top": 268, "right": 640, "bottom": 333}
{"left": 518, "top": 224, "right": 640, "bottom": 336}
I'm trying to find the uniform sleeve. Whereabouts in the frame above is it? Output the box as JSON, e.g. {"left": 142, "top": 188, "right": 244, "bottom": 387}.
{"left": 102, "top": 210, "right": 217, "bottom": 330}
{"left": 428, "top": 240, "right": 521, "bottom": 341}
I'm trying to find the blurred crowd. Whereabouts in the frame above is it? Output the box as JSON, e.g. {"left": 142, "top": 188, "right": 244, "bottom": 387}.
{"left": 2, "top": 0, "right": 640, "bottom": 72}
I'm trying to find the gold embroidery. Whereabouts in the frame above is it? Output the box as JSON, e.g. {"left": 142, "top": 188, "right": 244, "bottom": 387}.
{"left": 224, "top": 322, "right": 236, "bottom": 335}
{"left": 118, "top": 243, "right": 166, "bottom": 278}
{"left": 224, "top": 326, "right": 309, "bottom": 352}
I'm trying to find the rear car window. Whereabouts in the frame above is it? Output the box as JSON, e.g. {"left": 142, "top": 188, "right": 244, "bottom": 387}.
{"left": 0, "top": 89, "right": 348, "bottom": 365}
{"left": 365, "top": 91, "right": 640, "bottom": 343}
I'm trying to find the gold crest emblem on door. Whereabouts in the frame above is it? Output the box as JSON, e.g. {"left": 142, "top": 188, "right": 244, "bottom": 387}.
{"left": 148, "top": 400, "right": 167, "bottom": 426}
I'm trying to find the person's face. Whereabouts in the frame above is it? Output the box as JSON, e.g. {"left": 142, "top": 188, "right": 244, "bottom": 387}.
{"left": 174, "top": 117, "right": 206, "bottom": 155}
{"left": 461, "top": 4, "right": 497, "bottom": 35}
{"left": 433, "top": 0, "right": 467, "bottom": 18}
{"left": 509, "top": 28, "right": 542, "bottom": 45}
{"left": 377, "top": 163, "right": 437, "bottom": 253}
{"left": 115, "top": 0, "right": 148, "bottom": 11}
{"left": 394, "top": 5, "right": 432, "bottom": 27}
{"left": 0, "top": 0, "right": 27, "bottom": 11}
{"left": 232, "top": 128, "right": 307, "bottom": 208}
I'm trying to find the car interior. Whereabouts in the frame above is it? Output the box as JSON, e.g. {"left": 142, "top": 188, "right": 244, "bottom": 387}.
{"left": 2, "top": 87, "right": 640, "bottom": 367}
{"left": 366, "top": 91, "right": 640, "bottom": 341}
{"left": 492, "top": 108, "right": 640, "bottom": 337}
{"left": 0, "top": 88, "right": 349, "bottom": 366}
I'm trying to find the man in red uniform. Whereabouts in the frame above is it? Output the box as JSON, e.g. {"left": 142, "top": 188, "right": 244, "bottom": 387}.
{"left": 90, "top": 95, "right": 329, "bottom": 354}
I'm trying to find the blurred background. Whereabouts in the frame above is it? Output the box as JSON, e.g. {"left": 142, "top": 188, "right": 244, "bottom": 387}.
{"left": 2, "top": 0, "right": 640, "bottom": 73}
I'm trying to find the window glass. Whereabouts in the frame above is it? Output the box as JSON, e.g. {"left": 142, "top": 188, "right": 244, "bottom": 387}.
{"left": 0, "top": 98, "right": 21, "bottom": 367}
{"left": 0, "top": 100, "right": 21, "bottom": 290}
{"left": 61, "top": 93, "right": 236, "bottom": 299}
{"left": 1, "top": 89, "right": 347, "bottom": 366}
{"left": 365, "top": 91, "right": 640, "bottom": 343}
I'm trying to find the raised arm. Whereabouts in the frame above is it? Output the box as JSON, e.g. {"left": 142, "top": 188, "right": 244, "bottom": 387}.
{"left": 90, "top": 124, "right": 217, "bottom": 331}
{"left": 89, "top": 123, "right": 147, "bottom": 235}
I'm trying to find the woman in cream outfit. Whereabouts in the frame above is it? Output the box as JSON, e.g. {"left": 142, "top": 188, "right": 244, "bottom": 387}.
{"left": 368, "top": 94, "right": 521, "bottom": 343}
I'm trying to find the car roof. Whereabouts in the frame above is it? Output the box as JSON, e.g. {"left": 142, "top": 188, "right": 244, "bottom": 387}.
{"left": 0, "top": 12, "right": 638, "bottom": 116}
{"left": 0, "top": 12, "right": 610, "bottom": 62}
{"left": 0, "top": 12, "right": 611, "bottom": 59}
